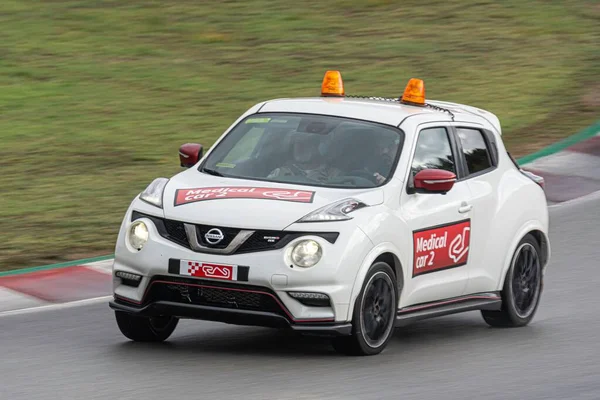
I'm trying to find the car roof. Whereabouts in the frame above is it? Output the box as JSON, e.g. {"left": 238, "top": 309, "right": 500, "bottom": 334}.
{"left": 257, "top": 96, "right": 502, "bottom": 135}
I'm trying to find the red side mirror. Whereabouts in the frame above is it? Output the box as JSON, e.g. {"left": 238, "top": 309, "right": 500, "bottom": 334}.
{"left": 414, "top": 169, "right": 457, "bottom": 193}
{"left": 178, "top": 143, "right": 203, "bottom": 168}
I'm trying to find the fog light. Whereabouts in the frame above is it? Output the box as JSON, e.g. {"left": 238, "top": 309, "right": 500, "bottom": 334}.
{"left": 288, "top": 291, "right": 330, "bottom": 307}
{"left": 115, "top": 271, "right": 142, "bottom": 287}
{"left": 128, "top": 221, "right": 148, "bottom": 251}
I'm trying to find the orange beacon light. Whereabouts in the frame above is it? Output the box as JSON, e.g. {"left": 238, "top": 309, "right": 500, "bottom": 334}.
{"left": 321, "top": 70, "right": 345, "bottom": 97}
{"left": 401, "top": 78, "right": 425, "bottom": 106}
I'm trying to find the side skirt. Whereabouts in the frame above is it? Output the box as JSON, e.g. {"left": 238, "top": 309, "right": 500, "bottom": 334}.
{"left": 395, "top": 292, "right": 502, "bottom": 327}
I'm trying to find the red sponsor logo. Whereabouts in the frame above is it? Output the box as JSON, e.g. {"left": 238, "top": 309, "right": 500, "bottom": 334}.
{"left": 174, "top": 186, "right": 315, "bottom": 206}
{"left": 186, "top": 261, "right": 234, "bottom": 280}
{"left": 412, "top": 219, "right": 471, "bottom": 277}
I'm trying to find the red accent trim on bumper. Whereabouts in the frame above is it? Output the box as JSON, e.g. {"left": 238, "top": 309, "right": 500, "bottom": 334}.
{"left": 114, "top": 280, "right": 335, "bottom": 323}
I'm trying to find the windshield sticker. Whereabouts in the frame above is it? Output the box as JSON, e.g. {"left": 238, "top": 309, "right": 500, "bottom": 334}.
{"left": 412, "top": 219, "right": 471, "bottom": 278}
{"left": 174, "top": 186, "right": 315, "bottom": 206}
{"left": 245, "top": 117, "right": 271, "bottom": 124}
{"left": 215, "top": 162, "right": 236, "bottom": 168}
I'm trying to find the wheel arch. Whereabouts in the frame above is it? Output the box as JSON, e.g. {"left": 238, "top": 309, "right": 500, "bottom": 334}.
{"left": 346, "top": 242, "right": 405, "bottom": 321}
{"left": 373, "top": 252, "right": 404, "bottom": 296}
{"left": 497, "top": 222, "right": 551, "bottom": 290}
{"left": 530, "top": 229, "right": 551, "bottom": 269}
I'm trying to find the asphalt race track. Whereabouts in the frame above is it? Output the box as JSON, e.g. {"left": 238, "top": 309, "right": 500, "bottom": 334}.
{"left": 2, "top": 192, "right": 600, "bottom": 400}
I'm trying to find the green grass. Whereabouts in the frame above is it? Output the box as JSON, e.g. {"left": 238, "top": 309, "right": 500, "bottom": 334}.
{"left": 1, "top": 0, "right": 599, "bottom": 271}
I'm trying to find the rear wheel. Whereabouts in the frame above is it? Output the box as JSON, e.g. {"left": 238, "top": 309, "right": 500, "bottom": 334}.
{"left": 115, "top": 311, "right": 179, "bottom": 342}
{"left": 332, "top": 261, "right": 398, "bottom": 356}
{"left": 482, "top": 234, "right": 543, "bottom": 327}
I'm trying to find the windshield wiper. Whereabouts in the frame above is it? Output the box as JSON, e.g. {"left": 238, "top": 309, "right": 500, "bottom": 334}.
{"left": 201, "top": 168, "right": 224, "bottom": 177}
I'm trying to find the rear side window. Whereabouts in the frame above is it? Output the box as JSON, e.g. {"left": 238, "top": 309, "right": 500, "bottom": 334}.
{"left": 456, "top": 128, "right": 493, "bottom": 175}
{"left": 410, "top": 127, "right": 456, "bottom": 177}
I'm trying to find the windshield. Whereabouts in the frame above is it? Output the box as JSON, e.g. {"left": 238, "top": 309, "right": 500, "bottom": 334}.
{"left": 200, "top": 113, "right": 404, "bottom": 189}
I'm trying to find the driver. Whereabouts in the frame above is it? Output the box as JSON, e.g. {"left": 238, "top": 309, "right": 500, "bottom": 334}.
{"left": 267, "top": 131, "right": 341, "bottom": 182}
{"left": 364, "top": 135, "right": 398, "bottom": 184}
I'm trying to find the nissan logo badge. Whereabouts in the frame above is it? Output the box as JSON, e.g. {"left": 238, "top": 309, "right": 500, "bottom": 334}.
{"left": 204, "top": 228, "right": 225, "bottom": 245}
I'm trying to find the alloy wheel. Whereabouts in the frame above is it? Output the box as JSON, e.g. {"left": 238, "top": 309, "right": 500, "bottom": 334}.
{"left": 509, "top": 243, "right": 542, "bottom": 319}
{"left": 359, "top": 271, "right": 396, "bottom": 348}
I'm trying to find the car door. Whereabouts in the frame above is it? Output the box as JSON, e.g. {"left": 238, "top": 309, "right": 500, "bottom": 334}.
{"left": 450, "top": 124, "right": 502, "bottom": 295}
{"left": 398, "top": 124, "right": 474, "bottom": 307}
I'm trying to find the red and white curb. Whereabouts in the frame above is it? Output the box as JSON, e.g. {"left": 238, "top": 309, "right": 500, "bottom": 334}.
{"left": 522, "top": 132, "right": 600, "bottom": 205}
{"left": 0, "top": 259, "right": 113, "bottom": 315}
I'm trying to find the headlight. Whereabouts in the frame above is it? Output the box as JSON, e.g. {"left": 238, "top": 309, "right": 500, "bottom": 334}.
{"left": 290, "top": 239, "right": 322, "bottom": 268}
{"left": 128, "top": 221, "right": 149, "bottom": 251}
{"left": 139, "top": 177, "right": 169, "bottom": 208}
{"left": 297, "top": 198, "right": 367, "bottom": 222}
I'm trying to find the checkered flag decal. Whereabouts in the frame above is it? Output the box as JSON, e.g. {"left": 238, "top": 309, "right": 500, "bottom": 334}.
{"left": 188, "top": 261, "right": 201, "bottom": 275}
{"left": 169, "top": 258, "right": 249, "bottom": 282}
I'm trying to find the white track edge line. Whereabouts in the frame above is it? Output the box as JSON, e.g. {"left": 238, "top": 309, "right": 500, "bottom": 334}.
{"left": 547, "top": 189, "right": 600, "bottom": 209}
{"left": 0, "top": 295, "right": 112, "bottom": 318}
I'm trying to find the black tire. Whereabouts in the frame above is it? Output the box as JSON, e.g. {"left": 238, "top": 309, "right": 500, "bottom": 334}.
{"left": 481, "top": 233, "right": 544, "bottom": 327}
{"left": 332, "top": 261, "right": 398, "bottom": 356}
{"left": 115, "top": 311, "right": 179, "bottom": 342}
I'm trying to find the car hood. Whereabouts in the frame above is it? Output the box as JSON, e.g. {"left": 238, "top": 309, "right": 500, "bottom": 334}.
{"left": 161, "top": 170, "right": 385, "bottom": 230}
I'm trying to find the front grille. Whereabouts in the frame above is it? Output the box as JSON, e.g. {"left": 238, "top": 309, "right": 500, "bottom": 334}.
{"left": 163, "top": 220, "right": 189, "bottom": 247}
{"left": 236, "top": 230, "right": 286, "bottom": 253}
{"left": 131, "top": 211, "right": 338, "bottom": 254}
{"left": 145, "top": 278, "right": 284, "bottom": 315}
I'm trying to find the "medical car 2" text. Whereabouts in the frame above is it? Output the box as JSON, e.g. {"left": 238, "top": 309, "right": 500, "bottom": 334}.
{"left": 412, "top": 220, "right": 471, "bottom": 277}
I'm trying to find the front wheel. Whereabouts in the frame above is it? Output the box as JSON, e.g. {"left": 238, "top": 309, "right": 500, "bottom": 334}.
{"left": 481, "top": 233, "right": 543, "bottom": 327}
{"left": 115, "top": 311, "right": 179, "bottom": 342}
{"left": 332, "top": 261, "right": 398, "bottom": 356}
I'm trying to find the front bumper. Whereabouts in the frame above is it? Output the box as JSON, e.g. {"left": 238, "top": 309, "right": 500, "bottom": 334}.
{"left": 109, "top": 275, "right": 352, "bottom": 336}
{"left": 112, "top": 206, "right": 374, "bottom": 326}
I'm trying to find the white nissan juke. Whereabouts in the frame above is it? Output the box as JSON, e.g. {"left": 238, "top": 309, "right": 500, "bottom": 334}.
{"left": 109, "top": 71, "right": 551, "bottom": 356}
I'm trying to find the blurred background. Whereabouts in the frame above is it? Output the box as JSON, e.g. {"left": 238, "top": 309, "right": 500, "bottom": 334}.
{"left": 1, "top": 0, "right": 599, "bottom": 271}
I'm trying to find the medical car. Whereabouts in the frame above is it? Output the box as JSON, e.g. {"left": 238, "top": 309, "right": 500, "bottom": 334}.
{"left": 109, "top": 71, "right": 550, "bottom": 356}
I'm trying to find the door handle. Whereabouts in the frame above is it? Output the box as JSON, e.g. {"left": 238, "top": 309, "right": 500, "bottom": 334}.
{"left": 458, "top": 203, "right": 472, "bottom": 213}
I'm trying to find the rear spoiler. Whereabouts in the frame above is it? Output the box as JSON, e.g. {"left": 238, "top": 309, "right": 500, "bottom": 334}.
{"left": 520, "top": 169, "right": 545, "bottom": 190}
{"left": 507, "top": 152, "right": 545, "bottom": 190}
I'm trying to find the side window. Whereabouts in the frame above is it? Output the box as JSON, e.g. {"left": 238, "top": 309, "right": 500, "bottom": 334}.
{"left": 410, "top": 127, "right": 456, "bottom": 178}
{"left": 456, "top": 128, "right": 493, "bottom": 175}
